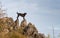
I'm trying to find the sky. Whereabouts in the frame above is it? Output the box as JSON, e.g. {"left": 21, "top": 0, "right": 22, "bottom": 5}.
{"left": 0, "top": 0, "right": 60, "bottom": 38}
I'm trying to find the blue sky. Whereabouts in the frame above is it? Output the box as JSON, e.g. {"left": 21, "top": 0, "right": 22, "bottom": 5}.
{"left": 0, "top": 0, "right": 60, "bottom": 38}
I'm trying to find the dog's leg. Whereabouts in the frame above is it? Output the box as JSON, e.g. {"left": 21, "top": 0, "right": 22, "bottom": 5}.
{"left": 17, "top": 14, "right": 19, "bottom": 20}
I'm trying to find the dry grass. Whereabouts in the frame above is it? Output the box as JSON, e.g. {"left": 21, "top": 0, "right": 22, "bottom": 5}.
{"left": 0, "top": 31, "right": 28, "bottom": 38}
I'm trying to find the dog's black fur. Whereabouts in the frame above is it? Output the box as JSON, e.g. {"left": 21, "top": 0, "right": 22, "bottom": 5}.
{"left": 17, "top": 12, "right": 27, "bottom": 19}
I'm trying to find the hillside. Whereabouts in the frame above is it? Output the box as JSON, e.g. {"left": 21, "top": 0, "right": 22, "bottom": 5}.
{"left": 0, "top": 17, "right": 46, "bottom": 38}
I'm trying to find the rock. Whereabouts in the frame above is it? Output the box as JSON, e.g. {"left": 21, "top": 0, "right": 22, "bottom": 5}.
{"left": 20, "top": 19, "right": 27, "bottom": 29}
{"left": 21, "top": 22, "right": 46, "bottom": 38}
{"left": 0, "top": 17, "right": 14, "bottom": 32}
{"left": 27, "top": 23, "right": 38, "bottom": 36}
{"left": 38, "top": 33, "right": 45, "bottom": 38}
{"left": 3, "top": 28, "right": 9, "bottom": 34}
{"left": 0, "top": 17, "right": 46, "bottom": 38}
{"left": 13, "top": 19, "right": 19, "bottom": 30}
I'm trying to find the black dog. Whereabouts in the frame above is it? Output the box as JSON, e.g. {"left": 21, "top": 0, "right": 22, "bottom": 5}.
{"left": 17, "top": 12, "right": 27, "bottom": 19}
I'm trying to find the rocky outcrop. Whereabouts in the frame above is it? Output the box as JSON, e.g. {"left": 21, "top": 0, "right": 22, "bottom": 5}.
{"left": 20, "top": 19, "right": 45, "bottom": 38}
{"left": 0, "top": 17, "right": 14, "bottom": 32}
{"left": 20, "top": 19, "right": 27, "bottom": 29}
{"left": 14, "top": 18, "right": 19, "bottom": 30}
{"left": 0, "top": 17, "right": 46, "bottom": 38}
